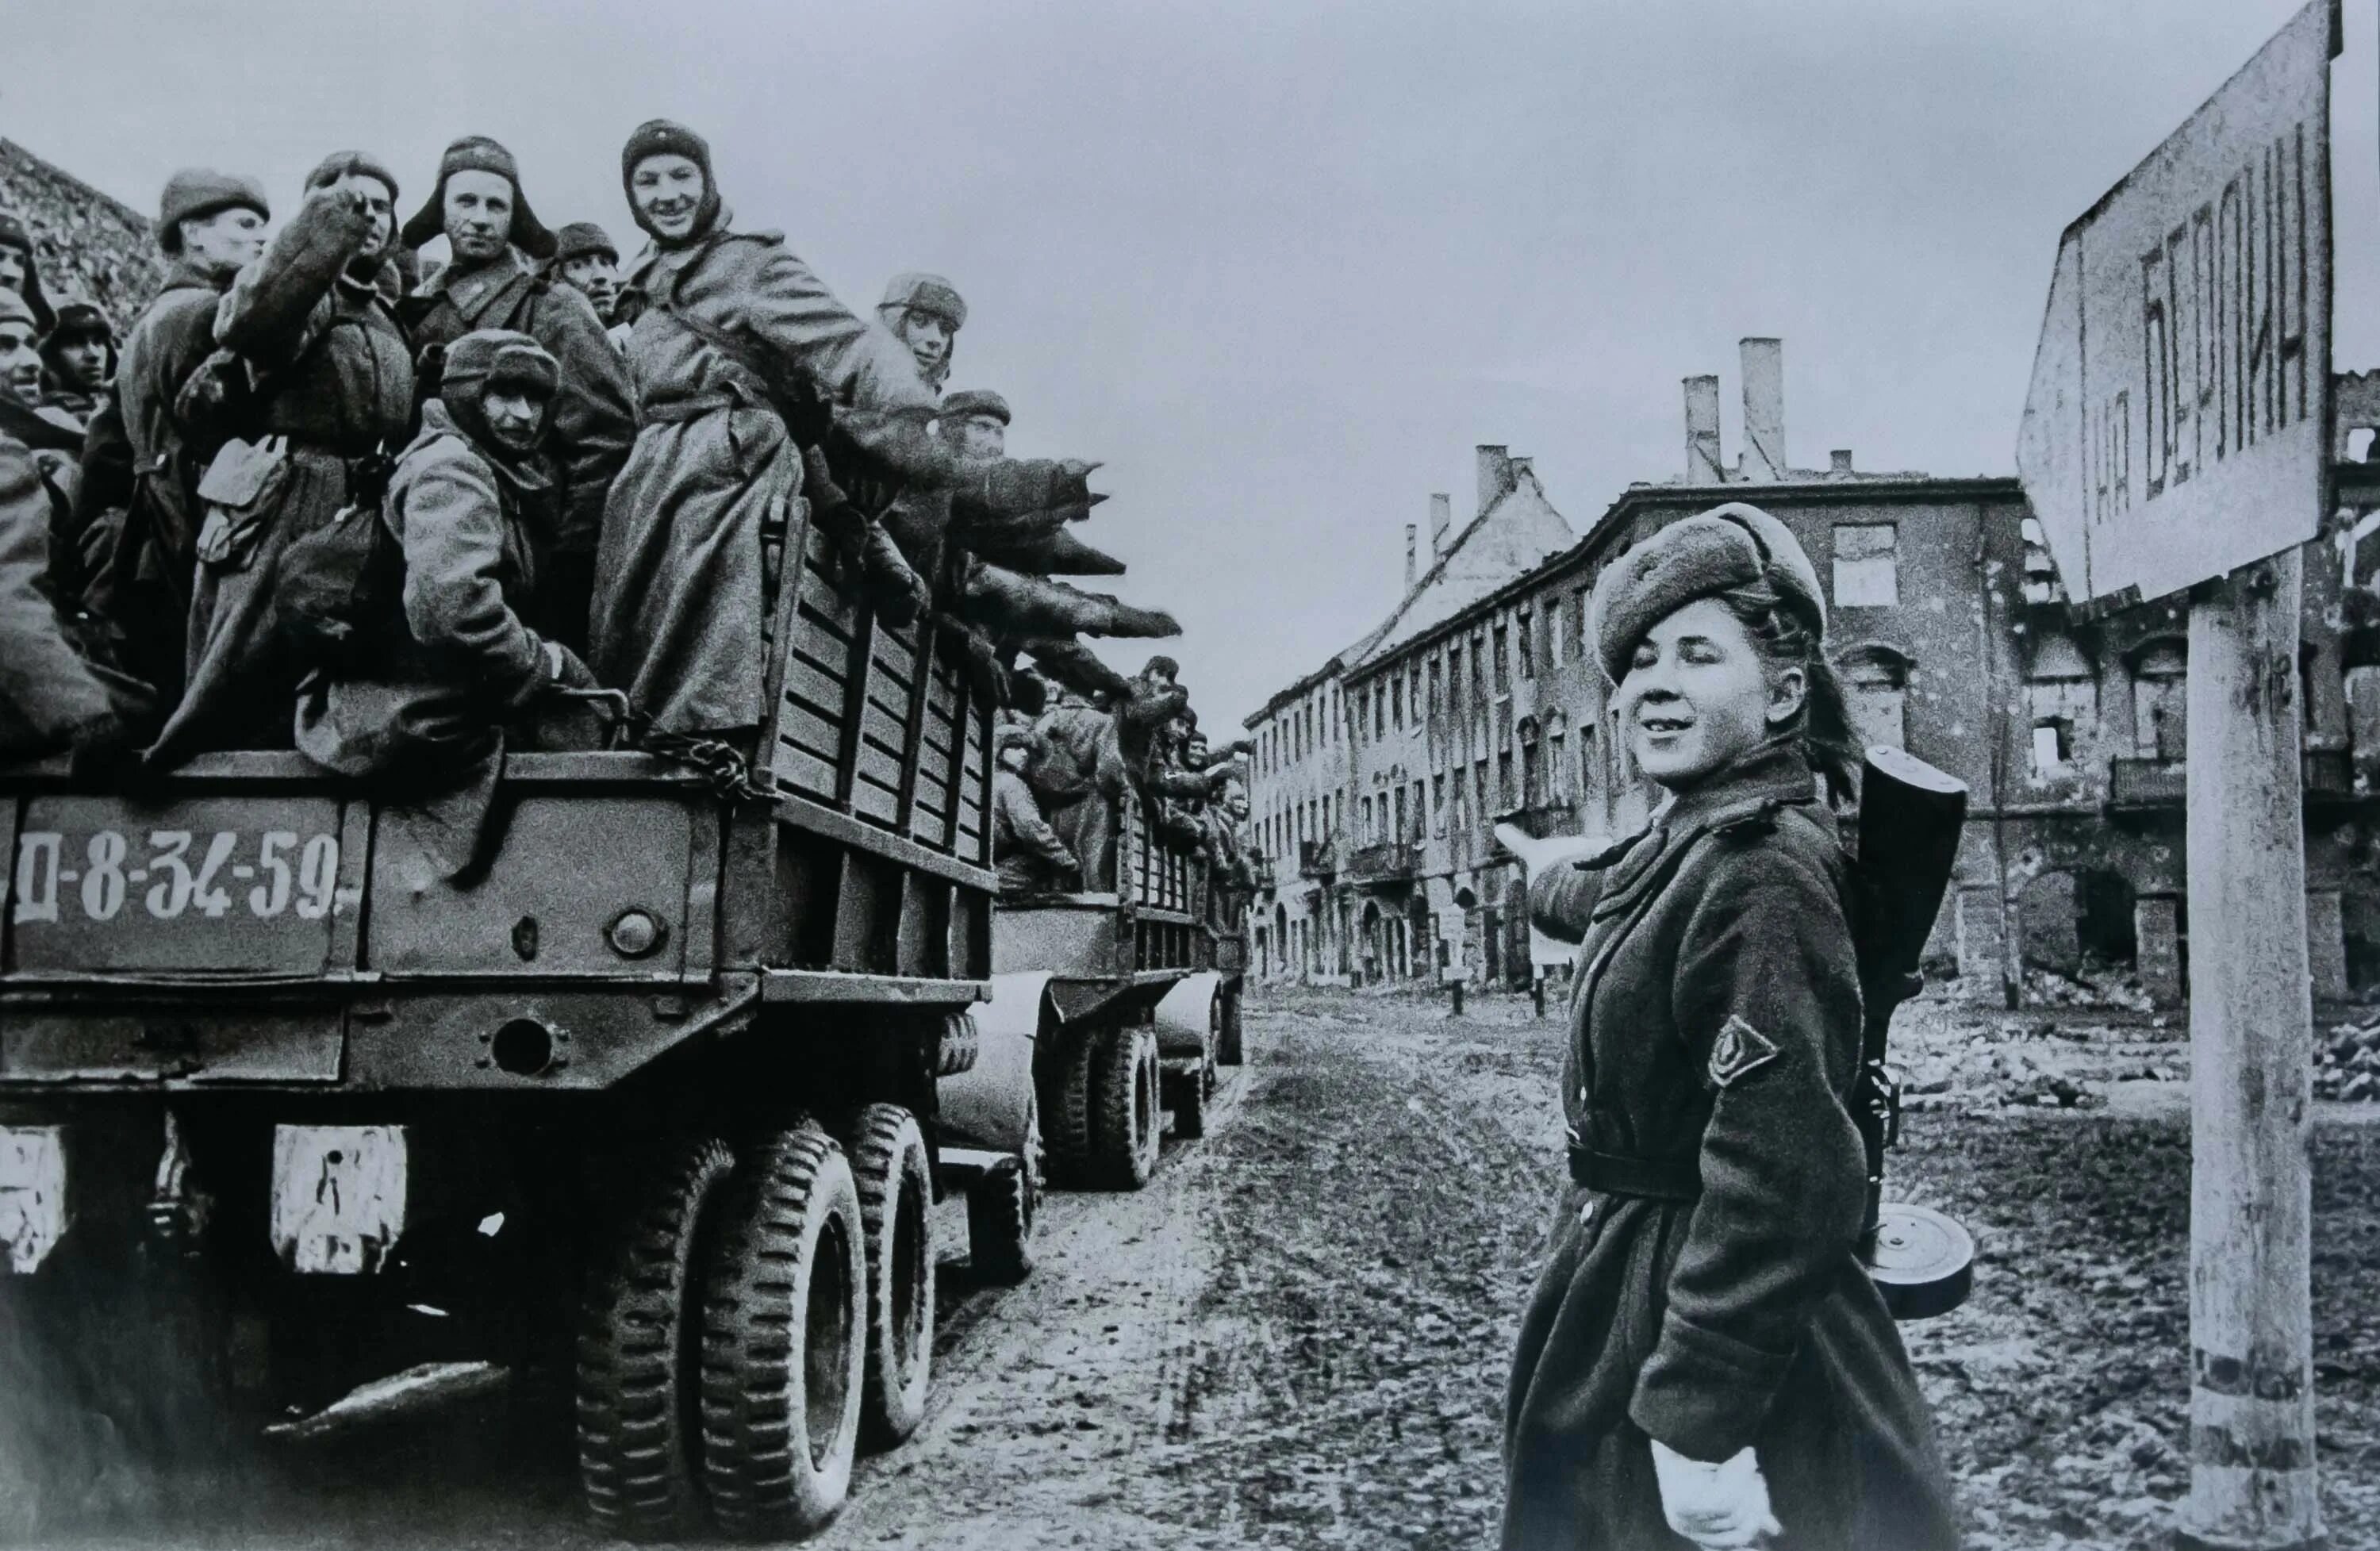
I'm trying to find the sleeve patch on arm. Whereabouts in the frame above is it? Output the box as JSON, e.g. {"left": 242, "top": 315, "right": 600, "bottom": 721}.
{"left": 1707, "top": 1015, "right": 1780, "bottom": 1089}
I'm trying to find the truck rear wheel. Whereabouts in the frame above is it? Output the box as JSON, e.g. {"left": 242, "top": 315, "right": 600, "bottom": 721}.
{"left": 698, "top": 1127, "right": 866, "bottom": 1540}
{"left": 1043, "top": 1029, "right": 1098, "bottom": 1189}
{"left": 1092, "top": 1023, "right": 1162, "bottom": 1190}
{"left": 1218, "top": 985, "right": 1245, "bottom": 1065}
{"left": 847, "top": 1104, "right": 932, "bottom": 1450}
{"left": 576, "top": 1133, "right": 735, "bottom": 1541}
{"left": 1173, "top": 992, "right": 1223, "bottom": 1141}
{"left": 966, "top": 1094, "right": 1041, "bottom": 1284}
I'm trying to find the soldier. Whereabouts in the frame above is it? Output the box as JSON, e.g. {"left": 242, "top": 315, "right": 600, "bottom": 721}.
{"left": 296, "top": 330, "right": 597, "bottom": 877}
{"left": 0, "top": 211, "right": 54, "bottom": 335}
{"left": 396, "top": 136, "right": 635, "bottom": 654}
{"left": 592, "top": 118, "right": 1098, "bottom": 735}
{"left": 1500, "top": 503, "right": 1956, "bottom": 1551}
{"left": 547, "top": 221, "right": 623, "bottom": 324}
{"left": 0, "top": 432, "right": 150, "bottom": 759}
{"left": 148, "top": 153, "right": 415, "bottom": 765}
{"left": 0, "top": 291, "right": 41, "bottom": 406}
{"left": 876, "top": 271, "right": 962, "bottom": 393}
{"left": 1027, "top": 685, "right": 1133, "bottom": 889}
{"left": 992, "top": 724, "right": 1078, "bottom": 896}
{"left": 92, "top": 167, "right": 271, "bottom": 697}
{"left": 37, "top": 300, "right": 114, "bottom": 424}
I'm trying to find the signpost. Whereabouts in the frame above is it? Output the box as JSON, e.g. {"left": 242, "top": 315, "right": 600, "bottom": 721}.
{"left": 2017, "top": 5, "right": 2338, "bottom": 1547}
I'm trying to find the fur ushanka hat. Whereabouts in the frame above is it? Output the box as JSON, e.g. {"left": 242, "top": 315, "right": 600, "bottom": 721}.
{"left": 1587, "top": 501, "right": 1827, "bottom": 684}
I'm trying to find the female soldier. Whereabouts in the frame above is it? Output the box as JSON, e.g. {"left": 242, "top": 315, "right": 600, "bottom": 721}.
{"left": 1501, "top": 502, "right": 1956, "bottom": 1551}
{"left": 591, "top": 120, "right": 1097, "bottom": 735}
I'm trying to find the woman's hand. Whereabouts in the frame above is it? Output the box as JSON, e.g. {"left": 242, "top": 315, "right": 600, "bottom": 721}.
{"left": 1648, "top": 1438, "right": 1783, "bottom": 1549}
{"left": 1491, "top": 822, "right": 1608, "bottom": 881}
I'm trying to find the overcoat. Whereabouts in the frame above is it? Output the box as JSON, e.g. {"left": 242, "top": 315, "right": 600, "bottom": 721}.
{"left": 1502, "top": 739, "right": 1958, "bottom": 1551}
{"left": 589, "top": 223, "right": 947, "bottom": 735}
{"left": 100, "top": 258, "right": 231, "bottom": 693}
{"left": 397, "top": 247, "right": 635, "bottom": 647}
{"left": 0, "top": 434, "right": 151, "bottom": 756}
{"left": 295, "top": 401, "right": 593, "bottom": 876}
{"left": 147, "top": 190, "right": 413, "bottom": 765}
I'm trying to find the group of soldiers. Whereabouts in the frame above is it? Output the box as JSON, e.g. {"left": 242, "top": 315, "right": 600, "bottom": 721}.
{"left": 0, "top": 122, "right": 1259, "bottom": 904}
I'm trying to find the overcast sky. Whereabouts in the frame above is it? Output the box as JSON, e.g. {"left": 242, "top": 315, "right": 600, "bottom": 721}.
{"left": 9, "top": 1, "right": 2376, "bottom": 728}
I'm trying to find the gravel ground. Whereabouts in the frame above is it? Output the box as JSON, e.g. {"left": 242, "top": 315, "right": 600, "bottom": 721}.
{"left": 5, "top": 985, "right": 2376, "bottom": 1550}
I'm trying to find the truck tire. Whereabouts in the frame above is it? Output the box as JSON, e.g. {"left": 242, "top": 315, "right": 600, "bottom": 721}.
{"left": 699, "top": 1127, "right": 866, "bottom": 1540}
{"left": 1173, "top": 995, "right": 1219, "bottom": 1141}
{"left": 966, "top": 1094, "right": 1041, "bottom": 1284}
{"left": 1092, "top": 1023, "right": 1162, "bottom": 1190}
{"left": 847, "top": 1104, "right": 932, "bottom": 1450}
{"left": 576, "top": 1134, "right": 736, "bottom": 1541}
{"left": 1218, "top": 985, "right": 1245, "bottom": 1066}
{"left": 1043, "top": 1028, "right": 1098, "bottom": 1189}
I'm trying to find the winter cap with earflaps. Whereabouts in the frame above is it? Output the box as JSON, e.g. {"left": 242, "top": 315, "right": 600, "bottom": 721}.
{"left": 40, "top": 298, "right": 116, "bottom": 377}
{"left": 551, "top": 222, "right": 619, "bottom": 266}
{"left": 156, "top": 169, "right": 271, "bottom": 254}
{"left": 304, "top": 151, "right": 400, "bottom": 202}
{"left": 620, "top": 119, "right": 722, "bottom": 248}
{"left": 439, "top": 328, "right": 560, "bottom": 399}
{"left": 398, "top": 136, "right": 555, "bottom": 260}
{"left": 941, "top": 389, "right": 1010, "bottom": 424}
{"left": 879, "top": 272, "right": 966, "bottom": 332}
{"left": 1587, "top": 501, "right": 1828, "bottom": 685}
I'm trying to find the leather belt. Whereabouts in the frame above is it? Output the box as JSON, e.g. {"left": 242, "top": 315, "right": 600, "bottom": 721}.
{"left": 1566, "top": 1131, "right": 1701, "bottom": 1202}
{"left": 643, "top": 388, "right": 747, "bottom": 424}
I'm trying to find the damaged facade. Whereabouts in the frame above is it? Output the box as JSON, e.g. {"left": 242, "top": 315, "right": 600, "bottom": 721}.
{"left": 1243, "top": 340, "right": 2380, "bottom": 1008}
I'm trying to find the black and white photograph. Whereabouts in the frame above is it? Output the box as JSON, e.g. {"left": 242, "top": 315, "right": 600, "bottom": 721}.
{"left": 1, "top": 2, "right": 2378, "bottom": 1548}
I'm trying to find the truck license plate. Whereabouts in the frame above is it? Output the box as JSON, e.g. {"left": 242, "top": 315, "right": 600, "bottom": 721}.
{"left": 8, "top": 796, "right": 358, "bottom": 976}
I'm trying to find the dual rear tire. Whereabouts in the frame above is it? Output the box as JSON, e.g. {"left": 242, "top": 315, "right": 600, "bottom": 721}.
{"left": 576, "top": 1111, "right": 932, "bottom": 1542}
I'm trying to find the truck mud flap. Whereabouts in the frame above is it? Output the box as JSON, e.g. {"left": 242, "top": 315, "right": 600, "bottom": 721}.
{"left": 936, "top": 971, "right": 1049, "bottom": 1154}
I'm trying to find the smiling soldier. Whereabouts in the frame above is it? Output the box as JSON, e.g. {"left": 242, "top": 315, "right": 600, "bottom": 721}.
{"left": 1501, "top": 503, "right": 1957, "bottom": 1551}
{"left": 397, "top": 136, "right": 634, "bottom": 655}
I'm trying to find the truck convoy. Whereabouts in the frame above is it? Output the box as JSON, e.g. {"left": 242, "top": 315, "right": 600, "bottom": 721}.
{"left": 0, "top": 503, "right": 1245, "bottom": 1539}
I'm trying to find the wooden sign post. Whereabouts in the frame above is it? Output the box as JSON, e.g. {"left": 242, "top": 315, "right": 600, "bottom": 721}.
{"left": 2017, "top": 4, "right": 2338, "bottom": 1545}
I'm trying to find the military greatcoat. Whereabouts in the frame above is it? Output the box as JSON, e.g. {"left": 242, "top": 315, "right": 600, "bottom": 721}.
{"left": 1502, "top": 739, "right": 1958, "bottom": 1551}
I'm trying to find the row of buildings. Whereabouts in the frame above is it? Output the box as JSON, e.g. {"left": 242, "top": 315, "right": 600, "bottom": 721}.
{"left": 1239, "top": 340, "right": 2380, "bottom": 1008}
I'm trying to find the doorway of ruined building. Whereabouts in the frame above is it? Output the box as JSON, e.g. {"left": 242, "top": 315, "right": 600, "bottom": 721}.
{"left": 2076, "top": 870, "right": 2140, "bottom": 971}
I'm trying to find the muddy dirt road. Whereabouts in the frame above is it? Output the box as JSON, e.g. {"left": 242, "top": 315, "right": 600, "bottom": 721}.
{"left": 14, "top": 986, "right": 2380, "bottom": 1550}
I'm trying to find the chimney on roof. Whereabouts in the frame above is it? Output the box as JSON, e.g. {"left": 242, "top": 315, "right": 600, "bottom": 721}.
{"left": 1428, "top": 492, "right": 1452, "bottom": 556}
{"left": 1404, "top": 523, "right": 1418, "bottom": 593}
{"left": 1476, "top": 444, "right": 1515, "bottom": 517}
{"left": 1683, "top": 374, "right": 1724, "bottom": 482}
{"left": 1830, "top": 448, "right": 1855, "bottom": 476}
{"left": 1509, "top": 456, "right": 1534, "bottom": 484}
{"left": 1740, "top": 337, "right": 1784, "bottom": 482}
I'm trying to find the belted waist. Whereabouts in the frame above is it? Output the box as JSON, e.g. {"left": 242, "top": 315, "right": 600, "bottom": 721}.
{"left": 1566, "top": 1131, "right": 1701, "bottom": 1201}
{"left": 644, "top": 373, "right": 771, "bottom": 424}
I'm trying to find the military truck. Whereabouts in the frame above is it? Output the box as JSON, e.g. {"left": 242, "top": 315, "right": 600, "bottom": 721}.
{"left": 0, "top": 512, "right": 1035, "bottom": 1541}
{"left": 941, "top": 788, "right": 1226, "bottom": 1210}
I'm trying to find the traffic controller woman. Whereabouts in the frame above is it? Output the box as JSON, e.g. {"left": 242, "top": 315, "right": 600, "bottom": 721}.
{"left": 1498, "top": 503, "right": 1957, "bottom": 1551}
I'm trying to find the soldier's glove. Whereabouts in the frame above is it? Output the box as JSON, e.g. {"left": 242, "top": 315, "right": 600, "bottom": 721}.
{"left": 1648, "top": 1440, "right": 1783, "bottom": 1551}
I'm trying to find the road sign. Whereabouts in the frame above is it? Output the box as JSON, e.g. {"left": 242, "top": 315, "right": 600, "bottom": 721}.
{"left": 2017, "top": 0, "right": 2338, "bottom": 608}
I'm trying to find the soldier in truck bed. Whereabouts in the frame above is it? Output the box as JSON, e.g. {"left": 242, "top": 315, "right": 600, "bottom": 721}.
{"left": 1500, "top": 503, "right": 1956, "bottom": 1551}
{"left": 589, "top": 118, "right": 1101, "bottom": 739}
{"left": 294, "top": 329, "right": 599, "bottom": 878}
{"left": 145, "top": 153, "right": 414, "bottom": 767}
{"left": 395, "top": 136, "right": 635, "bottom": 656}
{"left": 0, "top": 431, "right": 152, "bottom": 760}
